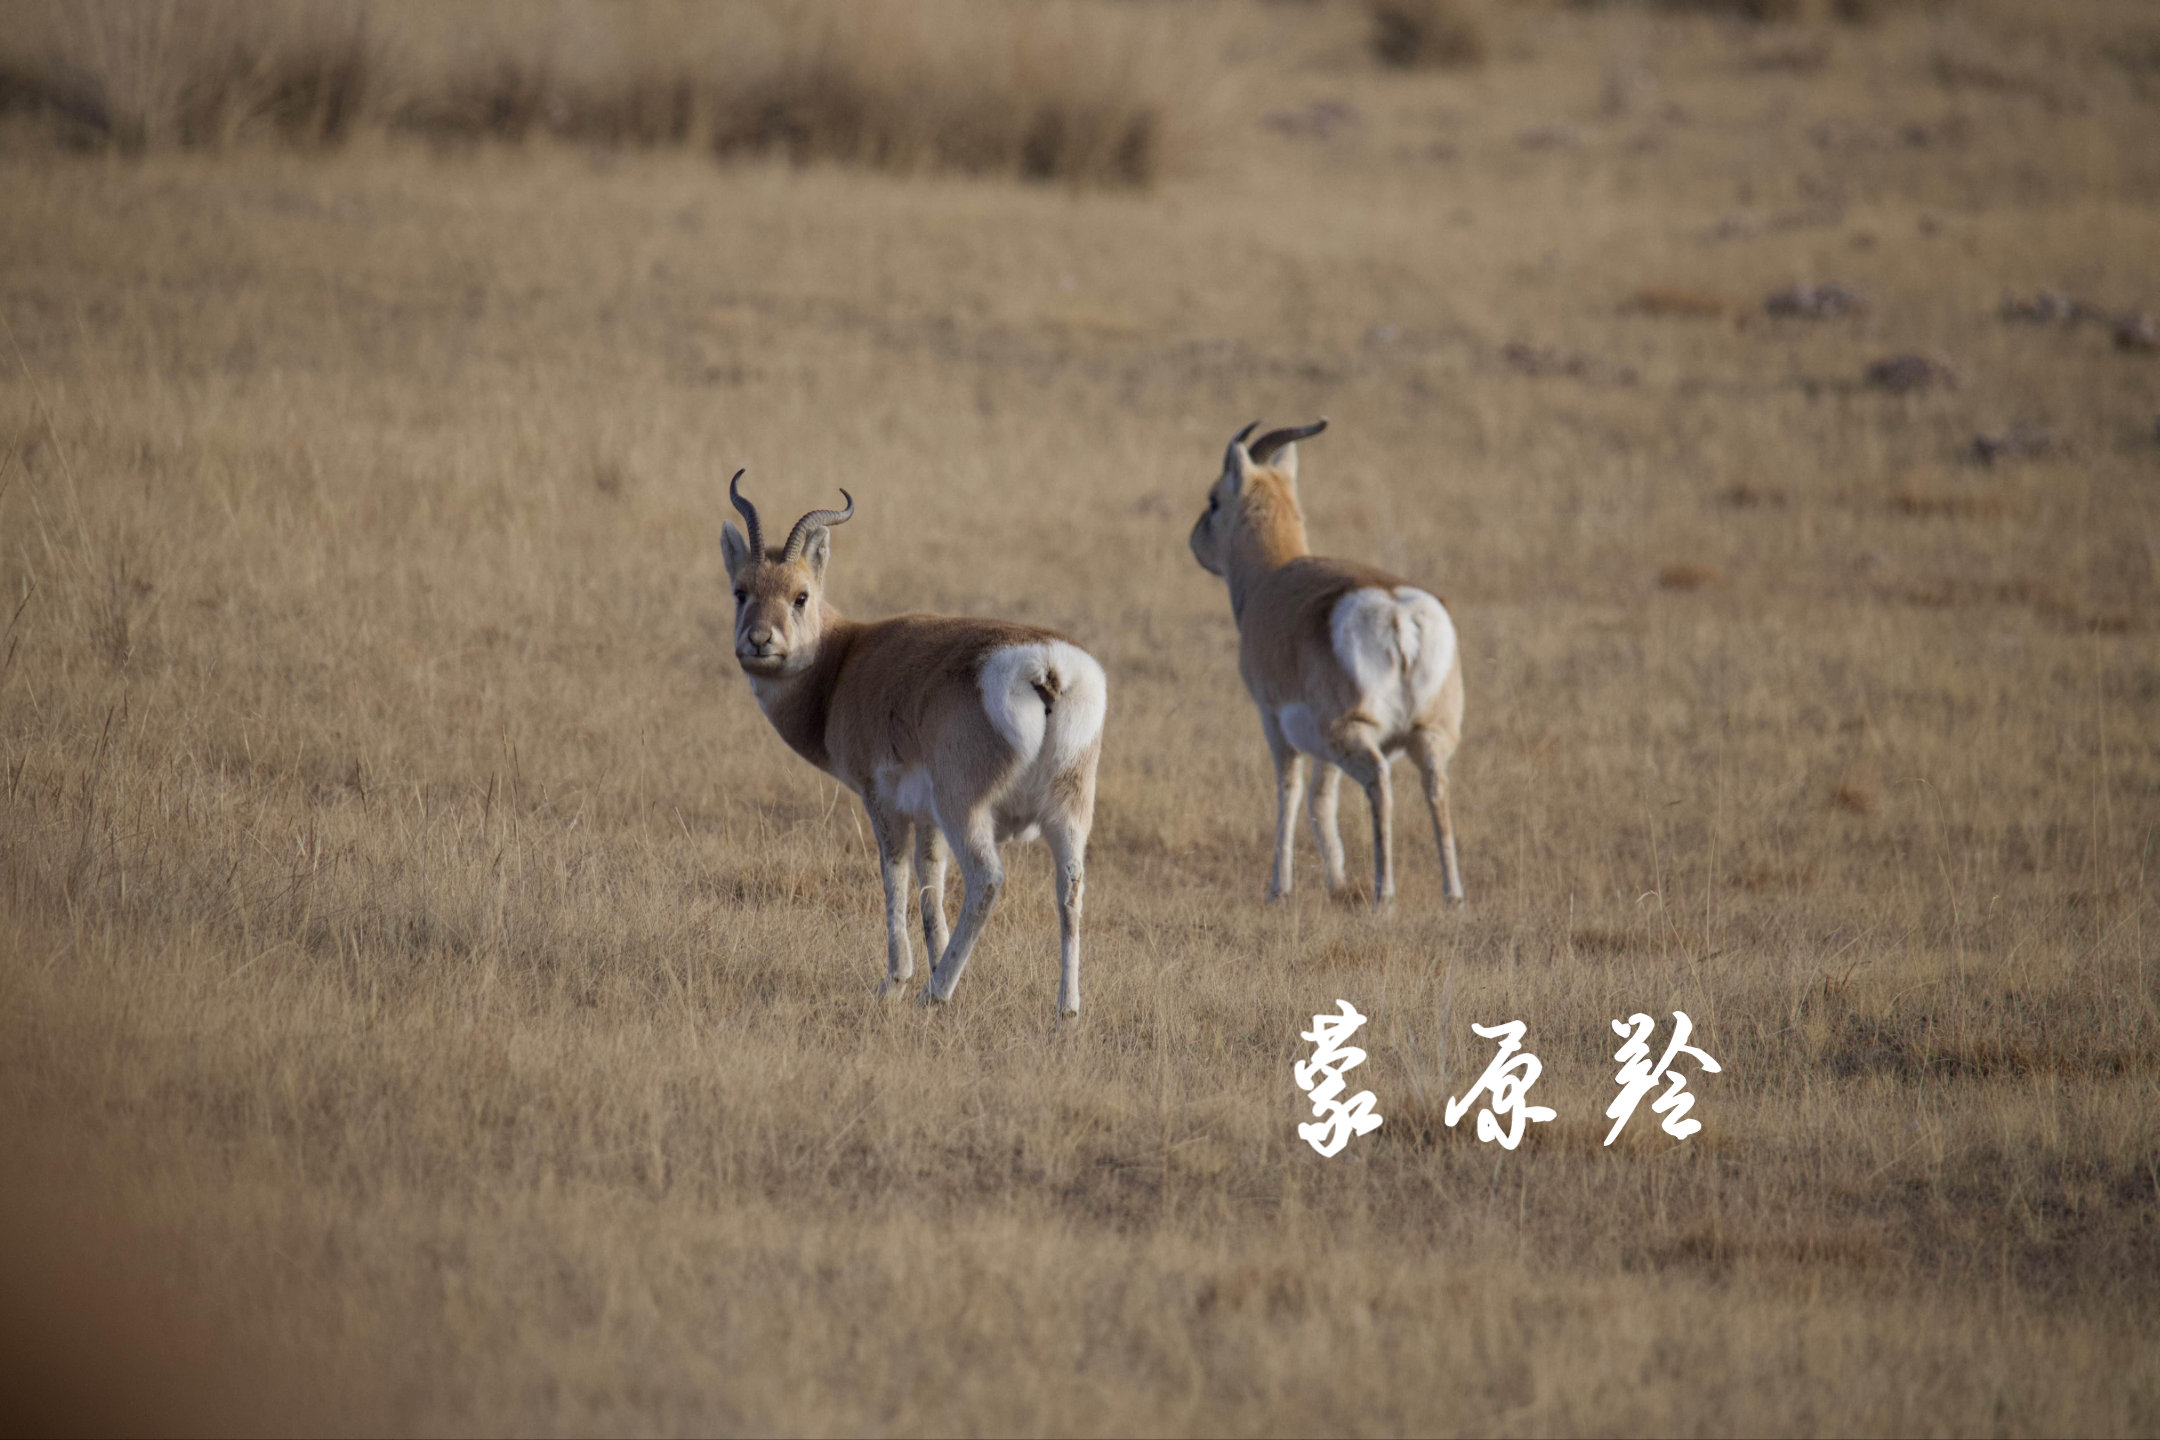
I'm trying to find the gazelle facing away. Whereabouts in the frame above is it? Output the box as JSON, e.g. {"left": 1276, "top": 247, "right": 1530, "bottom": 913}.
{"left": 1188, "top": 420, "right": 1464, "bottom": 908}
{"left": 722, "top": 473, "right": 1105, "bottom": 1015}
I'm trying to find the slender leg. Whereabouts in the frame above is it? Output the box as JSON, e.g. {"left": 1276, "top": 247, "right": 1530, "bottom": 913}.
{"left": 1335, "top": 733, "right": 1394, "bottom": 908}
{"left": 1263, "top": 712, "right": 1306, "bottom": 902}
{"left": 867, "top": 805, "right": 916, "bottom": 997}
{"left": 1044, "top": 813, "right": 1088, "bottom": 1017}
{"left": 924, "top": 812, "right": 1002, "bottom": 1005}
{"left": 1307, "top": 762, "right": 1348, "bottom": 894}
{"left": 1409, "top": 727, "right": 1466, "bottom": 904}
{"left": 913, "top": 822, "right": 951, "bottom": 960}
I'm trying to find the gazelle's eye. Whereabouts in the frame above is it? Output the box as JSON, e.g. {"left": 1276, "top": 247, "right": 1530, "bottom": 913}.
{"left": 733, "top": 588, "right": 747, "bottom": 604}
{"left": 793, "top": 593, "right": 808, "bottom": 610}
{"left": 1208, "top": 493, "right": 1219, "bottom": 512}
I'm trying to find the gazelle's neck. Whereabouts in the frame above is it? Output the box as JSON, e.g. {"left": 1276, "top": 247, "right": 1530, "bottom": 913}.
{"left": 1226, "top": 486, "right": 1310, "bottom": 621}
{"left": 746, "top": 606, "right": 856, "bottom": 773}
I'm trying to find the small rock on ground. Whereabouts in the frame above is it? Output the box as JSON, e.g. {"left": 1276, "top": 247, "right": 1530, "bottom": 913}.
{"left": 2114, "top": 313, "right": 2158, "bottom": 352}
{"left": 1866, "top": 353, "right": 1958, "bottom": 393}
{"left": 1766, "top": 282, "right": 1865, "bottom": 318}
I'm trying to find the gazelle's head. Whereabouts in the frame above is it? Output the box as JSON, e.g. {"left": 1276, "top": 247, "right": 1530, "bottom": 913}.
{"left": 1188, "top": 418, "right": 1327, "bottom": 577}
{"left": 720, "top": 471, "right": 853, "bottom": 678}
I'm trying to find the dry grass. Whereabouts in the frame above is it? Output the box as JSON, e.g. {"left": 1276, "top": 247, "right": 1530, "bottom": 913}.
{"left": 4, "top": 0, "right": 2160, "bottom": 1433}
{"left": 0, "top": 1, "right": 1183, "bottom": 186}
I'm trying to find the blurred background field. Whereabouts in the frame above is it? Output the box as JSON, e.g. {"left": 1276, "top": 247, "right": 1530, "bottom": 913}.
{"left": 2, "top": 0, "right": 2157, "bottom": 1433}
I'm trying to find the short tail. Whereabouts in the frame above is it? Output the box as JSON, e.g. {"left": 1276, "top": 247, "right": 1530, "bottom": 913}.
{"left": 1036, "top": 640, "right": 1107, "bottom": 779}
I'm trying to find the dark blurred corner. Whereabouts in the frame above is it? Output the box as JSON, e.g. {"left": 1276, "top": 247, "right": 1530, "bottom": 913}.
{"left": 0, "top": 1131, "right": 334, "bottom": 1439}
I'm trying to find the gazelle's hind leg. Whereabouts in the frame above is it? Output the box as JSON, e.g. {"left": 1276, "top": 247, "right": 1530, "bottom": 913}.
{"left": 913, "top": 822, "right": 951, "bottom": 961}
{"left": 866, "top": 804, "right": 916, "bottom": 997}
{"left": 1408, "top": 726, "right": 1465, "bottom": 904}
{"left": 1332, "top": 723, "right": 1394, "bottom": 908}
{"left": 1043, "top": 811, "right": 1088, "bottom": 1017}
{"left": 1307, "top": 761, "right": 1348, "bottom": 894}
{"left": 1263, "top": 712, "right": 1307, "bottom": 902}
{"left": 924, "top": 811, "right": 1002, "bottom": 1006}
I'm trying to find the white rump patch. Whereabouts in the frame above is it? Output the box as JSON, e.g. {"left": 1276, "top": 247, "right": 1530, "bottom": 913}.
{"left": 977, "top": 640, "right": 1108, "bottom": 777}
{"left": 1328, "top": 586, "right": 1457, "bottom": 740}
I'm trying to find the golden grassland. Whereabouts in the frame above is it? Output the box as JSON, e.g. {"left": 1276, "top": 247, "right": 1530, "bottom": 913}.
{"left": 3, "top": 1, "right": 2158, "bottom": 1433}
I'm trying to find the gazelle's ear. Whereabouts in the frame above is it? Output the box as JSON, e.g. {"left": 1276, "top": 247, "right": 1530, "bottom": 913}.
{"left": 801, "top": 525, "right": 832, "bottom": 583}
{"left": 1272, "top": 443, "right": 1301, "bottom": 486}
{"left": 1225, "top": 419, "right": 1262, "bottom": 492}
{"left": 721, "top": 521, "right": 752, "bottom": 580}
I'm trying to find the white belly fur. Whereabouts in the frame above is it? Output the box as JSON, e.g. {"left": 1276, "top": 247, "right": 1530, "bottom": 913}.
{"left": 1277, "top": 701, "right": 1330, "bottom": 760}
{"left": 871, "top": 763, "right": 939, "bottom": 823}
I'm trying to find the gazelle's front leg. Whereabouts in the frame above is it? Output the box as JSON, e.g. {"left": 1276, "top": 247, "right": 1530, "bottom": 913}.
{"left": 924, "top": 812, "right": 1002, "bottom": 1005}
{"left": 1263, "top": 712, "right": 1307, "bottom": 902}
{"left": 1307, "top": 761, "right": 1347, "bottom": 894}
{"left": 866, "top": 804, "right": 916, "bottom": 997}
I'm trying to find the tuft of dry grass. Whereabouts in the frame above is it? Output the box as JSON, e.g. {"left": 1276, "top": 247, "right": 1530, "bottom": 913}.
{"left": 1889, "top": 484, "right": 2015, "bottom": 519}
{"left": 1831, "top": 0, "right": 1936, "bottom": 21}
{"left": 701, "top": 14, "right": 1168, "bottom": 187}
{"left": 1367, "top": 0, "right": 1489, "bottom": 70}
{"left": 0, "top": 0, "right": 1183, "bottom": 186}
{"left": 1831, "top": 781, "right": 1875, "bottom": 814}
{"left": 1620, "top": 285, "right": 1734, "bottom": 318}
{"left": 0, "top": 1, "right": 378, "bottom": 151}
{"left": 1656, "top": 560, "right": 1724, "bottom": 590}
{"left": 1574, "top": 0, "right": 1934, "bottom": 22}
{"left": 1718, "top": 480, "right": 1787, "bottom": 506}
{"left": 1655, "top": 0, "right": 1808, "bottom": 22}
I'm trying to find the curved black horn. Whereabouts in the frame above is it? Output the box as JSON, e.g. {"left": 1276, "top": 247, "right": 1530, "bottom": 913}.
{"left": 1248, "top": 418, "right": 1327, "bottom": 465}
{"left": 781, "top": 489, "right": 855, "bottom": 562}
{"left": 728, "top": 469, "right": 764, "bottom": 557}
